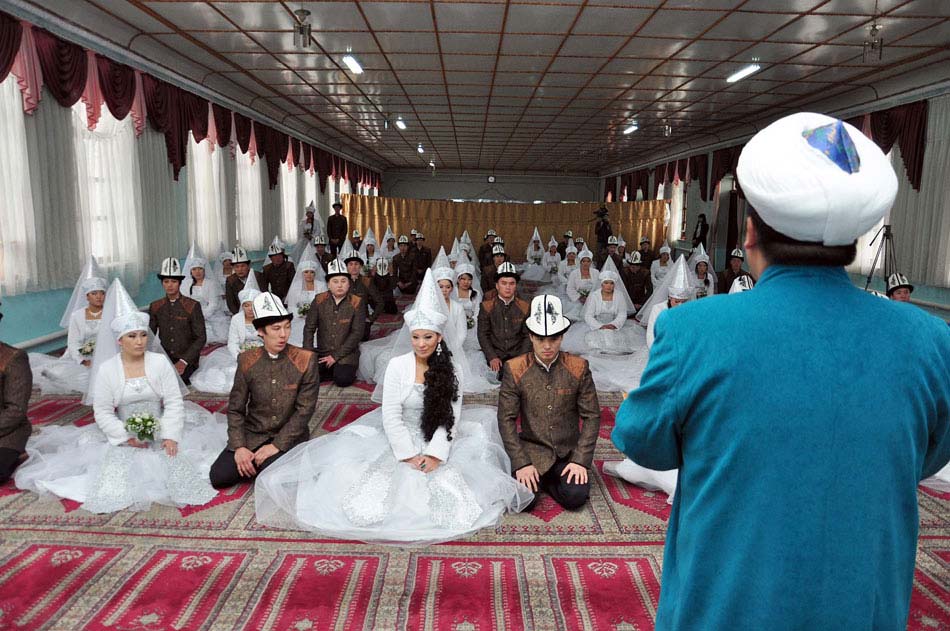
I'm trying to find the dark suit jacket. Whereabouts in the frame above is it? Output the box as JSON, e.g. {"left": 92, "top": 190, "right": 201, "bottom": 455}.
{"left": 149, "top": 296, "right": 206, "bottom": 367}
{"left": 0, "top": 343, "right": 32, "bottom": 452}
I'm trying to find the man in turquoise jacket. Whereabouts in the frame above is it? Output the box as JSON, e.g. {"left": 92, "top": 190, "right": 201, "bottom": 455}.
{"left": 612, "top": 112, "right": 950, "bottom": 630}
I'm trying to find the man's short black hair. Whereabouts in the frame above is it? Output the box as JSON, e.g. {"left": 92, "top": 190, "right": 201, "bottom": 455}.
{"left": 748, "top": 207, "right": 856, "bottom": 267}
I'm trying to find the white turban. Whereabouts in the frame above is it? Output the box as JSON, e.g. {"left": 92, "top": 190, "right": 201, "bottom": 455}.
{"left": 82, "top": 277, "right": 107, "bottom": 294}
{"left": 737, "top": 112, "right": 897, "bottom": 246}
{"left": 111, "top": 311, "right": 149, "bottom": 339}
{"left": 403, "top": 307, "right": 447, "bottom": 335}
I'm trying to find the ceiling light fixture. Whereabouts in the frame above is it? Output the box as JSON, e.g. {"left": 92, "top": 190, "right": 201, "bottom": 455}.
{"left": 417, "top": 143, "right": 424, "bottom": 154}
{"left": 293, "top": 9, "right": 311, "bottom": 49}
{"left": 395, "top": 117, "right": 407, "bottom": 130}
{"left": 623, "top": 122, "right": 639, "bottom": 135}
{"left": 726, "top": 63, "right": 761, "bottom": 83}
{"left": 342, "top": 55, "right": 364, "bottom": 75}
{"left": 863, "top": 1, "right": 885, "bottom": 63}
{"left": 663, "top": 124, "right": 672, "bottom": 137}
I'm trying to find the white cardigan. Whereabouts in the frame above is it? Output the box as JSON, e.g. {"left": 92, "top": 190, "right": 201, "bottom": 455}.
{"left": 93, "top": 351, "right": 185, "bottom": 446}
{"left": 566, "top": 268, "right": 600, "bottom": 302}
{"left": 227, "top": 312, "right": 259, "bottom": 360}
{"left": 381, "top": 351, "right": 463, "bottom": 463}
{"left": 583, "top": 290, "right": 627, "bottom": 331}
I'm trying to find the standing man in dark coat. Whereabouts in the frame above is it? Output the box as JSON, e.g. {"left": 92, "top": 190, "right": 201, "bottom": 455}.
{"left": 498, "top": 295, "right": 600, "bottom": 510}
{"left": 717, "top": 248, "right": 753, "bottom": 294}
{"left": 0, "top": 305, "right": 32, "bottom": 482}
{"left": 371, "top": 257, "right": 398, "bottom": 315}
{"left": 636, "top": 237, "right": 655, "bottom": 270}
{"left": 326, "top": 202, "right": 347, "bottom": 258}
{"left": 477, "top": 262, "right": 531, "bottom": 380}
{"left": 691, "top": 213, "right": 710, "bottom": 249}
{"left": 225, "top": 246, "right": 263, "bottom": 315}
{"left": 260, "top": 240, "right": 296, "bottom": 303}
{"left": 210, "top": 292, "right": 319, "bottom": 488}
{"left": 622, "top": 251, "right": 653, "bottom": 312}
{"left": 392, "top": 236, "right": 418, "bottom": 295}
{"left": 479, "top": 230, "right": 497, "bottom": 268}
{"left": 413, "top": 233, "right": 433, "bottom": 281}
{"left": 557, "top": 230, "right": 573, "bottom": 259}
{"left": 149, "top": 257, "right": 206, "bottom": 385}
{"left": 594, "top": 206, "right": 612, "bottom": 261}
{"left": 481, "top": 245, "right": 508, "bottom": 294}
{"left": 302, "top": 260, "right": 366, "bottom": 387}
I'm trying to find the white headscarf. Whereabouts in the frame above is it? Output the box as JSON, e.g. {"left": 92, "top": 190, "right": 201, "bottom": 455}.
{"left": 60, "top": 255, "right": 106, "bottom": 328}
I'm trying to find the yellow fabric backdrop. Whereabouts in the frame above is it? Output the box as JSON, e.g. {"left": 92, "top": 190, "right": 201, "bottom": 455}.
{"left": 341, "top": 194, "right": 668, "bottom": 260}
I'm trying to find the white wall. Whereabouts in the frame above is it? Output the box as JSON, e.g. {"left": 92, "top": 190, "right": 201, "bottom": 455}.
{"left": 382, "top": 170, "right": 601, "bottom": 202}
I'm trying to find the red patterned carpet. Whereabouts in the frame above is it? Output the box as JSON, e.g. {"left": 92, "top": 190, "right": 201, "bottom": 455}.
{"left": 5, "top": 392, "right": 950, "bottom": 630}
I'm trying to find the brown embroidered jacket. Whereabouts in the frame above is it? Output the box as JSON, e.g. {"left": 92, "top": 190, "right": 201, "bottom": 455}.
{"left": 227, "top": 345, "right": 320, "bottom": 451}
{"left": 302, "top": 292, "right": 366, "bottom": 365}
{"left": 349, "top": 276, "right": 381, "bottom": 323}
{"left": 226, "top": 271, "right": 264, "bottom": 314}
{"left": 148, "top": 295, "right": 206, "bottom": 367}
{"left": 261, "top": 261, "right": 296, "bottom": 302}
{"left": 0, "top": 343, "right": 32, "bottom": 452}
{"left": 497, "top": 352, "right": 600, "bottom": 475}
{"left": 477, "top": 294, "right": 531, "bottom": 362}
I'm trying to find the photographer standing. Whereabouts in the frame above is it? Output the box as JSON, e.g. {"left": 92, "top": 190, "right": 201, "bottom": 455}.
{"left": 594, "top": 206, "right": 612, "bottom": 262}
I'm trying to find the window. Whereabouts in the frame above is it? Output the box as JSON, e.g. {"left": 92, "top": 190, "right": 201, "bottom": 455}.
{"left": 303, "top": 167, "right": 318, "bottom": 211}
{"left": 72, "top": 99, "right": 143, "bottom": 287}
{"left": 186, "top": 133, "right": 228, "bottom": 257}
{"left": 234, "top": 150, "right": 263, "bottom": 249}
{"left": 0, "top": 77, "right": 37, "bottom": 294}
{"left": 279, "top": 163, "right": 299, "bottom": 244}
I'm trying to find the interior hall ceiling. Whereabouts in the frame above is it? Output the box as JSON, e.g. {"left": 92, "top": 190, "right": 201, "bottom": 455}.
{"left": 21, "top": 0, "right": 950, "bottom": 175}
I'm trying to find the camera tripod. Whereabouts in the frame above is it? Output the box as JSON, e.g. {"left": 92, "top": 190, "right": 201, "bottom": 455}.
{"left": 863, "top": 224, "right": 898, "bottom": 291}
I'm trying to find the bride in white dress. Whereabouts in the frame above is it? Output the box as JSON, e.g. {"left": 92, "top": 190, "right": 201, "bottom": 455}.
{"left": 255, "top": 271, "right": 532, "bottom": 544}
{"left": 16, "top": 279, "right": 226, "bottom": 513}
{"left": 190, "top": 288, "right": 264, "bottom": 394}
{"left": 564, "top": 248, "right": 599, "bottom": 320}
{"left": 520, "top": 227, "right": 547, "bottom": 282}
{"left": 284, "top": 255, "right": 327, "bottom": 347}
{"left": 30, "top": 274, "right": 106, "bottom": 395}
{"left": 181, "top": 245, "right": 229, "bottom": 344}
{"left": 433, "top": 267, "right": 494, "bottom": 394}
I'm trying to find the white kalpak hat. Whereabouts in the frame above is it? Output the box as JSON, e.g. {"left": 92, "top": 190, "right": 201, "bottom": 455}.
{"left": 158, "top": 257, "right": 185, "bottom": 280}
{"left": 525, "top": 294, "right": 571, "bottom": 337}
{"left": 493, "top": 236, "right": 505, "bottom": 245}
{"left": 729, "top": 248, "right": 744, "bottom": 261}
{"left": 252, "top": 291, "right": 292, "bottom": 329}
{"left": 607, "top": 235, "right": 619, "bottom": 245}
{"left": 376, "top": 257, "right": 391, "bottom": 275}
{"left": 492, "top": 244, "right": 506, "bottom": 256}
{"left": 496, "top": 261, "right": 520, "bottom": 280}
{"left": 729, "top": 276, "right": 755, "bottom": 294}
{"left": 232, "top": 245, "right": 251, "bottom": 263}
{"left": 314, "top": 234, "right": 327, "bottom": 245}
{"left": 628, "top": 251, "right": 642, "bottom": 264}
{"left": 268, "top": 236, "right": 286, "bottom": 256}
{"left": 325, "top": 258, "right": 348, "bottom": 280}
{"left": 404, "top": 269, "right": 448, "bottom": 335}
{"left": 737, "top": 113, "right": 898, "bottom": 246}
{"left": 398, "top": 235, "right": 409, "bottom": 244}
{"left": 352, "top": 229, "right": 361, "bottom": 239}
{"left": 886, "top": 272, "right": 914, "bottom": 295}
{"left": 667, "top": 256, "right": 695, "bottom": 300}
{"left": 339, "top": 240, "right": 362, "bottom": 264}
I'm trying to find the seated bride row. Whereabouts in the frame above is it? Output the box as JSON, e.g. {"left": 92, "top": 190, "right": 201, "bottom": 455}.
{"left": 5, "top": 273, "right": 601, "bottom": 543}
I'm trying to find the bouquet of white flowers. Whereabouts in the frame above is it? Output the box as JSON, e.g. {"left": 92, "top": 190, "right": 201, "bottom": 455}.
{"left": 124, "top": 413, "right": 159, "bottom": 442}
{"left": 297, "top": 302, "right": 311, "bottom": 317}
{"left": 579, "top": 288, "right": 590, "bottom": 298}
{"left": 79, "top": 339, "right": 96, "bottom": 357}
{"left": 466, "top": 315, "right": 475, "bottom": 330}
{"left": 239, "top": 340, "right": 263, "bottom": 353}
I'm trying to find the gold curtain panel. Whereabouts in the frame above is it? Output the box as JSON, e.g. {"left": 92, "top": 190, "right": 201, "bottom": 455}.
{"left": 341, "top": 195, "right": 668, "bottom": 256}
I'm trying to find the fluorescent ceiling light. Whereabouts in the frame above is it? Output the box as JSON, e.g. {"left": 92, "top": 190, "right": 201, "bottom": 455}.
{"left": 417, "top": 143, "right": 424, "bottom": 154}
{"left": 726, "top": 63, "right": 761, "bottom": 83}
{"left": 395, "top": 117, "right": 407, "bottom": 130}
{"left": 623, "top": 123, "right": 638, "bottom": 135}
{"left": 342, "top": 55, "right": 363, "bottom": 74}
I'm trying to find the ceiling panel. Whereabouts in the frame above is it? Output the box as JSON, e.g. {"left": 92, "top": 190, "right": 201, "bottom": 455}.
{"left": 48, "top": 0, "right": 946, "bottom": 175}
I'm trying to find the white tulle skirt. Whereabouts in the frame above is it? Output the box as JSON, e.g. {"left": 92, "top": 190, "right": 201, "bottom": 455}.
{"left": 190, "top": 347, "right": 237, "bottom": 394}
{"left": 15, "top": 403, "right": 226, "bottom": 513}
{"left": 603, "top": 459, "right": 678, "bottom": 505}
{"left": 29, "top": 354, "right": 90, "bottom": 395}
{"left": 205, "top": 311, "right": 230, "bottom": 344}
{"left": 520, "top": 263, "right": 548, "bottom": 282}
{"left": 359, "top": 336, "right": 497, "bottom": 395}
{"left": 254, "top": 405, "right": 533, "bottom": 545}
{"left": 922, "top": 463, "right": 950, "bottom": 492}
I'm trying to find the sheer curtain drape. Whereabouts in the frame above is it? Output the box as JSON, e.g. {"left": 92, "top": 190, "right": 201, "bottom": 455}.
{"left": 139, "top": 127, "right": 186, "bottom": 270}
{"left": 0, "top": 77, "right": 38, "bottom": 294}
{"left": 186, "top": 133, "right": 228, "bottom": 257}
{"left": 304, "top": 169, "right": 318, "bottom": 209}
{"left": 888, "top": 94, "right": 950, "bottom": 288}
{"left": 71, "top": 100, "right": 144, "bottom": 289}
{"left": 279, "top": 164, "right": 299, "bottom": 243}
{"left": 234, "top": 150, "right": 263, "bottom": 249}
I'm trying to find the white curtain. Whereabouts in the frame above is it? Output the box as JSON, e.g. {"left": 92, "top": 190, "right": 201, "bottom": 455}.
{"left": 234, "top": 150, "right": 263, "bottom": 250}
{"left": 303, "top": 168, "right": 318, "bottom": 210}
{"left": 0, "top": 77, "right": 38, "bottom": 295}
{"left": 186, "top": 133, "right": 228, "bottom": 257}
{"left": 888, "top": 94, "right": 950, "bottom": 288}
{"left": 279, "top": 163, "right": 299, "bottom": 243}
{"left": 139, "top": 126, "right": 186, "bottom": 273}
{"left": 71, "top": 100, "right": 144, "bottom": 289}
{"left": 668, "top": 180, "right": 685, "bottom": 244}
